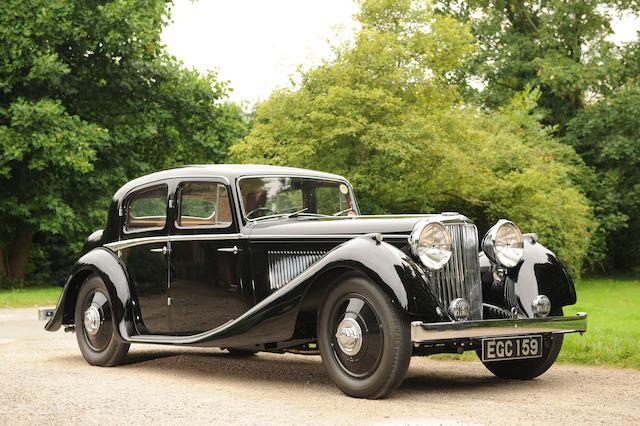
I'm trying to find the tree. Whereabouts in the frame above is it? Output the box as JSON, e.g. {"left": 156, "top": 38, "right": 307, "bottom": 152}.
{"left": 232, "top": 0, "right": 594, "bottom": 276}
{"left": 565, "top": 82, "right": 640, "bottom": 272}
{"left": 435, "top": 0, "right": 640, "bottom": 133}
{"left": 0, "top": 0, "right": 246, "bottom": 285}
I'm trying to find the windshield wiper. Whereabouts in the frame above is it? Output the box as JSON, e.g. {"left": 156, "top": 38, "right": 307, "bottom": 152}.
{"left": 251, "top": 208, "right": 330, "bottom": 222}
{"left": 332, "top": 208, "right": 352, "bottom": 216}
{"left": 282, "top": 208, "right": 309, "bottom": 219}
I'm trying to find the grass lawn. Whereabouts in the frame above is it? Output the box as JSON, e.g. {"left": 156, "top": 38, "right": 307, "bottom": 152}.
{"left": 1, "top": 278, "right": 638, "bottom": 369}
{"left": 0, "top": 286, "right": 62, "bottom": 308}
{"left": 561, "top": 277, "right": 640, "bottom": 369}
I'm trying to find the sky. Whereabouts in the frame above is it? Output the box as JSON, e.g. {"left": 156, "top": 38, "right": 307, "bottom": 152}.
{"left": 162, "top": 1, "right": 639, "bottom": 105}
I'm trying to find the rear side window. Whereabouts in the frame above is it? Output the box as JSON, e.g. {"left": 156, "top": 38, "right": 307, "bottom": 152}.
{"left": 125, "top": 185, "right": 167, "bottom": 232}
{"left": 178, "top": 182, "right": 232, "bottom": 228}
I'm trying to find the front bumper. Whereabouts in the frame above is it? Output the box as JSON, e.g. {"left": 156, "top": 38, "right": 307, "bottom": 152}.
{"left": 411, "top": 312, "right": 587, "bottom": 343}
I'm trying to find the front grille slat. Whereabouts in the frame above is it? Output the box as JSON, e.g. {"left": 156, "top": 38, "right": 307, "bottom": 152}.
{"left": 432, "top": 224, "right": 482, "bottom": 320}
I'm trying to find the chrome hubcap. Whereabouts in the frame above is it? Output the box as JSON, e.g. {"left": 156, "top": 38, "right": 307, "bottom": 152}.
{"left": 83, "top": 305, "right": 102, "bottom": 336}
{"left": 335, "top": 318, "right": 363, "bottom": 356}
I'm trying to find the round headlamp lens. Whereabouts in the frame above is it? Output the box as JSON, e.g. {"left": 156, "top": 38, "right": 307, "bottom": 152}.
{"left": 482, "top": 220, "right": 524, "bottom": 268}
{"left": 410, "top": 221, "right": 452, "bottom": 269}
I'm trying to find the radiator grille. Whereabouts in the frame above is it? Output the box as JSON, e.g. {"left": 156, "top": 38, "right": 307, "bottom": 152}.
{"left": 431, "top": 224, "right": 483, "bottom": 320}
{"left": 268, "top": 250, "right": 327, "bottom": 290}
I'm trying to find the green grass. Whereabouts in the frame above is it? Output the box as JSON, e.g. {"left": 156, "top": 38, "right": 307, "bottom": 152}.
{"left": 0, "top": 286, "right": 62, "bottom": 308}
{"left": 434, "top": 277, "right": 640, "bottom": 369}
{"left": 1, "top": 278, "right": 639, "bottom": 369}
{"left": 560, "top": 277, "right": 640, "bottom": 369}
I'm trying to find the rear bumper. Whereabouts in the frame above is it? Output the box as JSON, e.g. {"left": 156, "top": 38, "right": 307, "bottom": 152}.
{"left": 411, "top": 312, "right": 587, "bottom": 343}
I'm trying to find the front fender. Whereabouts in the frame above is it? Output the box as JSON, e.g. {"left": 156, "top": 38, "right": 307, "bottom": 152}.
{"left": 303, "top": 234, "right": 444, "bottom": 319}
{"left": 44, "top": 248, "right": 135, "bottom": 340}
{"left": 480, "top": 238, "right": 577, "bottom": 317}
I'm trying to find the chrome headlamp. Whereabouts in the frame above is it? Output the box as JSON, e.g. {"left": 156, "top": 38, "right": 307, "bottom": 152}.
{"left": 409, "top": 220, "right": 452, "bottom": 269}
{"left": 482, "top": 219, "right": 524, "bottom": 268}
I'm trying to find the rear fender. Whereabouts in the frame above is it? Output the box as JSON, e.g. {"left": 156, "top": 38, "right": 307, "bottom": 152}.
{"left": 44, "top": 248, "right": 135, "bottom": 341}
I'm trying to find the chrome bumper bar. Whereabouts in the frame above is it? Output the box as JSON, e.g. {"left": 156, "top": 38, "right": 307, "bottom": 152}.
{"left": 411, "top": 312, "right": 587, "bottom": 343}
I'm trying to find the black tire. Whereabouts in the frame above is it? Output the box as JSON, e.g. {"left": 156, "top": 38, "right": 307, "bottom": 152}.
{"left": 478, "top": 309, "right": 564, "bottom": 380}
{"left": 318, "top": 274, "right": 411, "bottom": 399}
{"left": 74, "top": 274, "right": 129, "bottom": 366}
{"left": 226, "top": 348, "right": 259, "bottom": 356}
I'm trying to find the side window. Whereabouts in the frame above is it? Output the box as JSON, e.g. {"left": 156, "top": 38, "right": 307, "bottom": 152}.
{"left": 126, "top": 185, "right": 168, "bottom": 231}
{"left": 178, "top": 182, "right": 232, "bottom": 228}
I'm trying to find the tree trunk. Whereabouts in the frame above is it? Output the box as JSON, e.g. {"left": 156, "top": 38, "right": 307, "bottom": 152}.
{"left": 0, "top": 246, "right": 7, "bottom": 279}
{"left": 8, "top": 227, "right": 33, "bottom": 285}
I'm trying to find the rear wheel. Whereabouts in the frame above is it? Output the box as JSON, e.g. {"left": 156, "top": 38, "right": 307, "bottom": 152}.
{"left": 74, "top": 274, "right": 129, "bottom": 366}
{"left": 318, "top": 274, "right": 411, "bottom": 399}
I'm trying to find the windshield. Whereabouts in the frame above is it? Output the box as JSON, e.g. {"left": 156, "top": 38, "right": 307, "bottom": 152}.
{"left": 238, "top": 177, "right": 358, "bottom": 220}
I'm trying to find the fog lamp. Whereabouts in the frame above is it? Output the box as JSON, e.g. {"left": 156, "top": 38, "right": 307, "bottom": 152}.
{"left": 532, "top": 295, "right": 551, "bottom": 317}
{"left": 448, "top": 298, "right": 470, "bottom": 321}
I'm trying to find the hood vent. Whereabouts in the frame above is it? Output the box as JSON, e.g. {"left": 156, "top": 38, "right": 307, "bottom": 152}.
{"left": 268, "top": 250, "right": 327, "bottom": 290}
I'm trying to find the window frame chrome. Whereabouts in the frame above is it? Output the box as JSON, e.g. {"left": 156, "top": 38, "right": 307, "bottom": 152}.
{"left": 174, "top": 178, "right": 235, "bottom": 231}
{"left": 122, "top": 183, "right": 170, "bottom": 235}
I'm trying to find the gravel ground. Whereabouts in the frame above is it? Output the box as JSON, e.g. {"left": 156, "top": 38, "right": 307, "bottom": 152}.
{"left": 1, "top": 308, "right": 638, "bottom": 425}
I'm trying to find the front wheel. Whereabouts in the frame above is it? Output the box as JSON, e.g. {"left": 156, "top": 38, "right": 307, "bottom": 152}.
{"left": 478, "top": 309, "right": 565, "bottom": 380}
{"left": 74, "top": 274, "right": 129, "bottom": 366}
{"left": 318, "top": 274, "right": 411, "bottom": 399}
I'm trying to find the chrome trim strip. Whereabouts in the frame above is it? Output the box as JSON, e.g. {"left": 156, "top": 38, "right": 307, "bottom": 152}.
{"left": 410, "top": 313, "right": 587, "bottom": 343}
{"left": 250, "top": 233, "right": 410, "bottom": 240}
{"left": 105, "top": 233, "right": 245, "bottom": 251}
{"left": 105, "top": 233, "right": 411, "bottom": 251}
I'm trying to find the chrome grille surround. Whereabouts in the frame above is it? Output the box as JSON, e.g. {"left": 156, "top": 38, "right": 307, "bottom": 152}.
{"left": 268, "top": 250, "right": 327, "bottom": 290}
{"left": 430, "top": 224, "right": 483, "bottom": 320}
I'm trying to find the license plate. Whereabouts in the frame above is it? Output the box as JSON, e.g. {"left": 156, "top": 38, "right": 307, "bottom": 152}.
{"left": 481, "top": 335, "right": 543, "bottom": 362}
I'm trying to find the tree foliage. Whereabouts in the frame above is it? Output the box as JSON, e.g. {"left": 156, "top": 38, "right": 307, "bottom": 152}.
{"left": 565, "top": 83, "right": 640, "bottom": 271}
{"left": 0, "top": 0, "right": 246, "bottom": 285}
{"left": 232, "top": 0, "right": 594, "bottom": 276}
{"left": 435, "top": 0, "right": 640, "bottom": 132}
{"left": 435, "top": 0, "right": 640, "bottom": 272}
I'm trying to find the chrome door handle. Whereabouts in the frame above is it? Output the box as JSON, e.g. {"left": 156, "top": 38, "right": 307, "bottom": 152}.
{"left": 150, "top": 246, "right": 170, "bottom": 255}
{"left": 217, "top": 246, "right": 242, "bottom": 255}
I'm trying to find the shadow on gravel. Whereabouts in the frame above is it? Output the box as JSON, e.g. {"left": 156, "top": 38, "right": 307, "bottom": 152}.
{"left": 51, "top": 346, "right": 538, "bottom": 396}
{"left": 112, "top": 348, "right": 537, "bottom": 396}
{"left": 122, "top": 349, "right": 333, "bottom": 386}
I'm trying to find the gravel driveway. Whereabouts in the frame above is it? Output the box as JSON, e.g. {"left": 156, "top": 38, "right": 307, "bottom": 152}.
{"left": 1, "top": 308, "right": 638, "bottom": 425}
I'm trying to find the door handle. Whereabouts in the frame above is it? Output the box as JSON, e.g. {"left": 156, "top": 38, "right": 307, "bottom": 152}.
{"left": 150, "top": 246, "right": 170, "bottom": 255}
{"left": 217, "top": 246, "right": 242, "bottom": 255}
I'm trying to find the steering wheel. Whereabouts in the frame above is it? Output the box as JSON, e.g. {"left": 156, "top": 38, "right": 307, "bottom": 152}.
{"left": 246, "top": 207, "right": 275, "bottom": 219}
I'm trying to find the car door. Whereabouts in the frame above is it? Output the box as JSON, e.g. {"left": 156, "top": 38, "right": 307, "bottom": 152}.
{"left": 169, "top": 179, "right": 251, "bottom": 334}
{"left": 119, "top": 183, "right": 171, "bottom": 334}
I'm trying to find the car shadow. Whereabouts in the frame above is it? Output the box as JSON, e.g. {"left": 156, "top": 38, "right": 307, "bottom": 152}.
{"left": 118, "top": 347, "right": 536, "bottom": 396}
{"left": 51, "top": 347, "right": 541, "bottom": 396}
{"left": 122, "top": 347, "right": 333, "bottom": 386}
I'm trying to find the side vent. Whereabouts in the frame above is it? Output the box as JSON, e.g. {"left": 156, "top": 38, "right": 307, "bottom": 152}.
{"left": 268, "top": 250, "right": 327, "bottom": 290}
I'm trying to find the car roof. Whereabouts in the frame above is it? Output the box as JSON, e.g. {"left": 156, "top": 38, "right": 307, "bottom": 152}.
{"left": 112, "top": 164, "right": 349, "bottom": 201}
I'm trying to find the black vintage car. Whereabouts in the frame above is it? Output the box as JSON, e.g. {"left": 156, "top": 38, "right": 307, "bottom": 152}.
{"left": 45, "top": 165, "right": 587, "bottom": 398}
